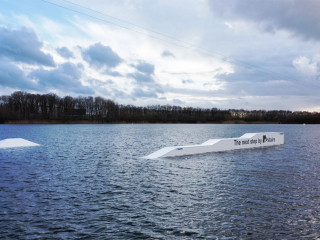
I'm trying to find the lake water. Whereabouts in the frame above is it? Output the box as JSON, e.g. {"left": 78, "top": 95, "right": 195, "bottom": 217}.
{"left": 0, "top": 124, "right": 320, "bottom": 239}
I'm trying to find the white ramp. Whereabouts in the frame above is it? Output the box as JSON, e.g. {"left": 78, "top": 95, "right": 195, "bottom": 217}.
{"left": 0, "top": 138, "right": 40, "bottom": 149}
{"left": 144, "top": 132, "right": 284, "bottom": 159}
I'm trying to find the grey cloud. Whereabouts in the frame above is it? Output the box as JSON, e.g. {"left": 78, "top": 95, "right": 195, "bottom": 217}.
{"left": 102, "top": 88, "right": 127, "bottom": 99}
{"left": 131, "top": 87, "right": 158, "bottom": 98}
{"left": 150, "top": 83, "right": 164, "bottom": 94}
{"left": 214, "top": 60, "right": 309, "bottom": 97}
{"left": 163, "top": 85, "right": 221, "bottom": 97}
{"left": 128, "top": 72, "right": 155, "bottom": 83}
{"left": 89, "top": 78, "right": 126, "bottom": 98}
{"left": 209, "top": 0, "right": 320, "bottom": 41}
{"left": 30, "top": 62, "right": 94, "bottom": 94}
{"left": 217, "top": 52, "right": 300, "bottom": 83}
{"left": 133, "top": 61, "right": 155, "bottom": 74}
{"left": 0, "top": 27, "right": 55, "bottom": 66}
{"left": 162, "top": 50, "right": 175, "bottom": 58}
{"left": 182, "top": 79, "right": 194, "bottom": 84}
{"left": 0, "top": 60, "right": 92, "bottom": 94}
{"left": 105, "top": 69, "right": 122, "bottom": 77}
{"left": 82, "top": 42, "right": 122, "bottom": 69}
{"left": 217, "top": 67, "right": 274, "bottom": 83}
{"left": 173, "top": 99, "right": 184, "bottom": 105}
{"left": 220, "top": 79, "right": 320, "bottom": 97}
{"left": 88, "top": 78, "right": 114, "bottom": 86}
{"left": 128, "top": 69, "right": 164, "bottom": 99}
{"left": 57, "top": 47, "right": 74, "bottom": 59}
{"left": 0, "top": 60, "right": 36, "bottom": 90}
{"left": 216, "top": 59, "right": 320, "bottom": 96}
{"left": 128, "top": 60, "right": 156, "bottom": 83}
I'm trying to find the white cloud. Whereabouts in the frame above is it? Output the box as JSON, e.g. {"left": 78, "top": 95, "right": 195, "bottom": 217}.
{"left": 66, "top": 16, "right": 233, "bottom": 103}
{"left": 224, "top": 22, "right": 233, "bottom": 29}
{"left": 293, "top": 56, "right": 318, "bottom": 79}
{"left": 1, "top": 0, "right": 320, "bottom": 110}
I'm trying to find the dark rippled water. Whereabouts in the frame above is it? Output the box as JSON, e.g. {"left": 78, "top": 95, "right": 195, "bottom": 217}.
{"left": 1, "top": 124, "right": 320, "bottom": 239}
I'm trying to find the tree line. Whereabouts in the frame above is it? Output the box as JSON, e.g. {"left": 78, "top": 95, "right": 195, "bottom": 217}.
{"left": 0, "top": 91, "right": 319, "bottom": 124}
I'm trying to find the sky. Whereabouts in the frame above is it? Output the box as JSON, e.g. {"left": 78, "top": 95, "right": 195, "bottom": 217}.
{"left": 1, "top": 0, "right": 320, "bottom": 111}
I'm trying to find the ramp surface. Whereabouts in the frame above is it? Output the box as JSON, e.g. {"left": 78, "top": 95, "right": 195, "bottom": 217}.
{"left": 0, "top": 138, "right": 40, "bottom": 149}
{"left": 144, "top": 132, "right": 284, "bottom": 159}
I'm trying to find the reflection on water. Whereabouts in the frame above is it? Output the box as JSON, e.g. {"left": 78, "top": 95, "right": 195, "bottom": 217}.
{"left": 0, "top": 124, "right": 319, "bottom": 239}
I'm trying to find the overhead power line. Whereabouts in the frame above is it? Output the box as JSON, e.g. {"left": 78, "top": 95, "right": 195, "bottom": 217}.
{"left": 42, "top": 0, "right": 288, "bottom": 79}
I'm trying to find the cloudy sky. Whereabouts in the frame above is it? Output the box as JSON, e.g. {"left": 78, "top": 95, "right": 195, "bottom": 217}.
{"left": 1, "top": 0, "right": 320, "bottom": 111}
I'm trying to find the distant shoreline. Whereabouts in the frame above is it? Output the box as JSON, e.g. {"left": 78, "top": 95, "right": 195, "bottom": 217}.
{"left": 2, "top": 120, "right": 285, "bottom": 124}
{"left": 2, "top": 92, "right": 319, "bottom": 124}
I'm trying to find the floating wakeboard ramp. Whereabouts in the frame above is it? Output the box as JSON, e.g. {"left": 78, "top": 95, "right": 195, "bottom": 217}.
{"left": 0, "top": 138, "right": 40, "bottom": 149}
{"left": 144, "top": 132, "right": 284, "bottom": 159}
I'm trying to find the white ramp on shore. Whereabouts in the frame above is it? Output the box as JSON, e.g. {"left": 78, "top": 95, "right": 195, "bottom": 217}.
{"left": 144, "top": 132, "right": 284, "bottom": 159}
{"left": 0, "top": 138, "right": 40, "bottom": 149}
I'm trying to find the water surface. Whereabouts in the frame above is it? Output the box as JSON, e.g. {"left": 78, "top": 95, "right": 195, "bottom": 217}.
{"left": 0, "top": 124, "right": 319, "bottom": 239}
